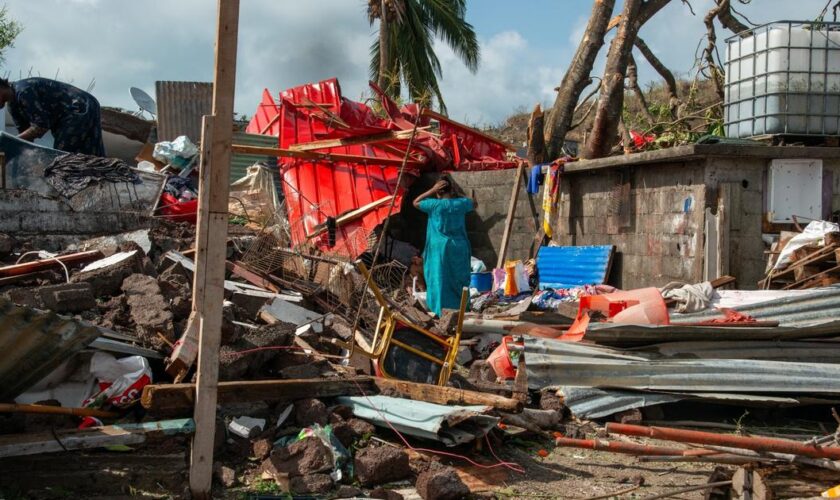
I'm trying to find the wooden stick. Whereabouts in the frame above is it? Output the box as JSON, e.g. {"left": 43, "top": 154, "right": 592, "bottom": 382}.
{"left": 0, "top": 403, "right": 120, "bottom": 419}
{"left": 371, "top": 378, "right": 523, "bottom": 412}
{"left": 231, "top": 144, "right": 424, "bottom": 167}
{"left": 421, "top": 109, "right": 517, "bottom": 151}
{"left": 189, "top": 0, "right": 239, "bottom": 496}
{"left": 306, "top": 195, "right": 395, "bottom": 239}
{"left": 289, "top": 129, "right": 422, "bottom": 152}
{"left": 497, "top": 162, "right": 525, "bottom": 269}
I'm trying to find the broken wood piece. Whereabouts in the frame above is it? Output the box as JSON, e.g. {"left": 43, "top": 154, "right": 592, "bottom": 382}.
{"left": 230, "top": 144, "right": 424, "bottom": 167}
{"left": 0, "top": 250, "right": 103, "bottom": 278}
{"left": 141, "top": 378, "right": 375, "bottom": 414}
{"left": 371, "top": 378, "right": 522, "bottom": 412}
{"left": 289, "top": 128, "right": 424, "bottom": 151}
{"left": 226, "top": 261, "right": 279, "bottom": 292}
{"left": 497, "top": 161, "right": 525, "bottom": 269}
{"left": 306, "top": 195, "right": 395, "bottom": 239}
{"left": 0, "top": 403, "right": 120, "bottom": 419}
{"left": 0, "top": 418, "right": 194, "bottom": 458}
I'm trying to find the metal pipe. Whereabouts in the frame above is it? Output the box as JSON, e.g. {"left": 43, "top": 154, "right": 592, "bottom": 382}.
{"left": 638, "top": 455, "right": 767, "bottom": 465}
{"left": 607, "top": 422, "right": 840, "bottom": 460}
{"left": 555, "top": 437, "right": 691, "bottom": 456}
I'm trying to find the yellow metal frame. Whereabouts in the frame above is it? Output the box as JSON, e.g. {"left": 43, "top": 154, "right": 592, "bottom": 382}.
{"left": 353, "top": 262, "right": 467, "bottom": 386}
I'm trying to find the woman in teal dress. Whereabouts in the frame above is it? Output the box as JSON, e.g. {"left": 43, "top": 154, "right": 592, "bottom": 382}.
{"left": 413, "top": 177, "right": 476, "bottom": 316}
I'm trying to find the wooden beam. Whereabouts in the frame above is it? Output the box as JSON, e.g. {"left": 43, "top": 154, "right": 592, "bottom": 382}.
{"left": 307, "top": 195, "right": 395, "bottom": 239}
{"left": 226, "top": 261, "right": 280, "bottom": 292}
{"left": 289, "top": 129, "right": 419, "bottom": 152}
{"left": 0, "top": 403, "right": 119, "bottom": 419}
{"left": 371, "top": 378, "right": 522, "bottom": 412}
{"left": 0, "top": 250, "right": 103, "bottom": 277}
{"left": 189, "top": 0, "right": 239, "bottom": 496}
{"left": 0, "top": 419, "right": 194, "bottom": 458}
{"left": 497, "top": 162, "right": 525, "bottom": 269}
{"left": 231, "top": 144, "right": 423, "bottom": 167}
{"left": 421, "top": 109, "right": 517, "bottom": 152}
{"left": 142, "top": 379, "right": 375, "bottom": 414}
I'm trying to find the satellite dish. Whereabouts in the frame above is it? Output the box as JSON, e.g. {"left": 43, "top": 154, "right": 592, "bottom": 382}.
{"left": 130, "top": 87, "right": 157, "bottom": 116}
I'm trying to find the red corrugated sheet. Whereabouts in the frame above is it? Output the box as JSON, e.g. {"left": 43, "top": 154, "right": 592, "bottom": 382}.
{"left": 246, "top": 77, "right": 518, "bottom": 258}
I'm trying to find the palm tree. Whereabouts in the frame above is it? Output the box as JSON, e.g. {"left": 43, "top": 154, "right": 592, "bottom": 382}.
{"left": 368, "top": 0, "right": 480, "bottom": 114}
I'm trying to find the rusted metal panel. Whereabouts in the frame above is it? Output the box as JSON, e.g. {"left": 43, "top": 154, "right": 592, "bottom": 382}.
{"left": 0, "top": 297, "right": 101, "bottom": 401}
{"left": 154, "top": 81, "right": 213, "bottom": 143}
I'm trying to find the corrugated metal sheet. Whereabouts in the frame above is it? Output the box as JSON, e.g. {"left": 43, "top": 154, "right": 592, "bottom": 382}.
{"left": 672, "top": 285, "right": 840, "bottom": 327}
{"left": 581, "top": 321, "right": 840, "bottom": 346}
{"left": 536, "top": 245, "right": 615, "bottom": 290}
{"left": 337, "top": 395, "right": 498, "bottom": 446}
{"left": 560, "top": 387, "right": 804, "bottom": 419}
{"left": 525, "top": 337, "right": 840, "bottom": 394}
{"left": 0, "top": 297, "right": 101, "bottom": 401}
{"left": 155, "top": 81, "right": 213, "bottom": 143}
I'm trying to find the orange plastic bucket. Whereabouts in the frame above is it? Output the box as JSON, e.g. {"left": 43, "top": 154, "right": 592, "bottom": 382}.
{"left": 487, "top": 336, "right": 522, "bottom": 380}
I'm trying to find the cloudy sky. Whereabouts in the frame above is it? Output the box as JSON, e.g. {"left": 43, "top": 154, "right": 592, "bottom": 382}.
{"left": 2, "top": 0, "right": 823, "bottom": 126}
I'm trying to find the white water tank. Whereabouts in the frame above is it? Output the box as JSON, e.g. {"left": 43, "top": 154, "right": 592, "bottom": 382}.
{"left": 725, "top": 21, "right": 840, "bottom": 138}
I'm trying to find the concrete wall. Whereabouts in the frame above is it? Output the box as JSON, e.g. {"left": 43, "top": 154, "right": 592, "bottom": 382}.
{"left": 552, "top": 162, "right": 707, "bottom": 289}
{"left": 448, "top": 169, "right": 541, "bottom": 269}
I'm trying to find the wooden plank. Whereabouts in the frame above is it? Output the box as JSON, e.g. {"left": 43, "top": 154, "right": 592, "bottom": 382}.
{"left": 231, "top": 144, "right": 424, "bottom": 167}
{"left": 142, "top": 379, "right": 375, "bottom": 414}
{"left": 770, "top": 245, "right": 838, "bottom": 280}
{"left": 0, "top": 250, "right": 103, "bottom": 278}
{"left": 190, "top": 0, "right": 239, "bottom": 496}
{"left": 0, "top": 419, "right": 194, "bottom": 458}
{"left": 783, "top": 263, "right": 840, "bottom": 290}
{"left": 0, "top": 403, "right": 119, "bottom": 419}
{"left": 794, "top": 265, "right": 821, "bottom": 281}
{"left": 371, "top": 378, "right": 522, "bottom": 412}
{"left": 307, "top": 195, "right": 394, "bottom": 239}
{"left": 289, "top": 129, "right": 420, "bottom": 152}
{"left": 497, "top": 162, "right": 525, "bottom": 269}
{"left": 227, "top": 261, "right": 280, "bottom": 292}
{"left": 421, "top": 109, "right": 517, "bottom": 151}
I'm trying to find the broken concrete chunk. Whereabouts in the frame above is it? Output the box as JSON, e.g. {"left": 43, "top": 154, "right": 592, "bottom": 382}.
{"left": 264, "top": 438, "right": 333, "bottom": 478}
{"left": 354, "top": 445, "right": 410, "bottom": 486}
{"left": 73, "top": 250, "right": 144, "bottom": 296}
{"left": 252, "top": 437, "right": 274, "bottom": 460}
{"left": 121, "top": 273, "right": 174, "bottom": 348}
{"left": 5, "top": 282, "right": 96, "bottom": 313}
{"left": 335, "top": 485, "right": 363, "bottom": 498}
{"left": 370, "top": 487, "right": 406, "bottom": 500}
{"left": 0, "top": 232, "right": 15, "bottom": 258}
{"left": 415, "top": 465, "right": 469, "bottom": 500}
{"left": 294, "top": 398, "right": 328, "bottom": 427}
{"left": 213, "top": 462, "right": 237, "bottom": 487}
{"left": 289, "top": 473, "right": 333, "bottom": 495}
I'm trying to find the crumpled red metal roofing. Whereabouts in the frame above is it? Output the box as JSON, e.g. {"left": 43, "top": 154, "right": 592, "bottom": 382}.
{"left": 246, "top": 77, "right": 518, "bottom": 257}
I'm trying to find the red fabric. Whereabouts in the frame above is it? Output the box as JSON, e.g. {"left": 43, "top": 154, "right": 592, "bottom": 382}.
{"left": 158, "top": 193, "right": 198, "bottom": 224}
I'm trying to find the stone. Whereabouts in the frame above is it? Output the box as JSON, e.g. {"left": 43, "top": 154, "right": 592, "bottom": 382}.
{"left": 370, "top": 487, "right": 405, "bottom": 500}
{"left": 539, "top": 390, "right": 564, "bottom": 412}
{"left": 72, "top": 250, "right": 145, "bottom": 296}
{"left": 335, "top": 485, "right": 363, "bottom": 498}
{"left": 39, "top": 282, "right": 96, "bottom": 313}
{"left": 219, "top": 322, "right": 294, "bottom": 381}
{"left": 289, "top": 473, "right": 333, "bottom": 495}
{"left": 294, "top": 398, "right": 328, "bottom": 427}
{"left": 121, "top": 273, "right": 174, "bottom": 349}
{"left": 333, "top": 418, "right": 375, "bottom": 448}
{"left": 252, "top": 437, "right": 274, "bottom": 460}
{"left": 213, "top": 462, "right": 237, "bottom": 487}
{"left": 264, "top": 437, "right": 333, "bottom": 478}
{"left": 354, "top": 445, "right": 410, "bottom": 486}
{"left": 415, "top": 465, "right": 469, "bottom": 500}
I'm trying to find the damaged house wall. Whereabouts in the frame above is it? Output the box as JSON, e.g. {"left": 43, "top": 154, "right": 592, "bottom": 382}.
{"left": 549, "top": 144, "right": 840, "bottom": 290}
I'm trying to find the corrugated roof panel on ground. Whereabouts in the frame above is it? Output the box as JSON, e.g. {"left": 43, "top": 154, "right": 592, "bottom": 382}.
{"left": 536, "top": 245, "right": 614, "bottom": 290}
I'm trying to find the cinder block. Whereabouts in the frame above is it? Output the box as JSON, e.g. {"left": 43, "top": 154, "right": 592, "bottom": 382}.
{"left": 39, "top": 282, "right": 96, "bottom": 313}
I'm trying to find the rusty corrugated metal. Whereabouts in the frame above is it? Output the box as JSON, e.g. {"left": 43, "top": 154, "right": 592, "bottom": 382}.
{"left": 0, "top": 297, "right": 101, "bottom": 401}
{"left": 155, "top": 81, "right": 213, "bottom": 143}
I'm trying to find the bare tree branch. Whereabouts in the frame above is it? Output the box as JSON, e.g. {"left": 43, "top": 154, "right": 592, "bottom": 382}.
{"left": 634, "top": 36, "right": 679, "bottom": 119}
{"left": 626, "top": 55, "right": 656, "bottom": 124}
{"left": 716, "top": 0, "right": 751, "bottom": 37}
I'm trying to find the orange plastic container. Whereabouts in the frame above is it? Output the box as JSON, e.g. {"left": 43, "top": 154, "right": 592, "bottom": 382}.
{"left": 487, "top": 336, "right": 523, "bottom": 380}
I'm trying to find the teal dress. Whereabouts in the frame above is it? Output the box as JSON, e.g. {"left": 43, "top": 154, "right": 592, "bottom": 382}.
{"left": 417, "top": 197, "right": 473, "bottom": 316}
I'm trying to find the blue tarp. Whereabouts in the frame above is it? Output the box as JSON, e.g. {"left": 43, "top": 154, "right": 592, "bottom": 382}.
{"left": 536, "top": 245, "right": 614, "bottom": 290}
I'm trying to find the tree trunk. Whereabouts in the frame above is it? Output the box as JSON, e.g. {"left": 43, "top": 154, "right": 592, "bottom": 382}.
{"left": 544, "top": 0, "right": 616, "bottom": 160}
{"left": 527, "top": 104, "right": 546, "bottom": 164}
{"left": 626, "top": 55, "right": 655, "bottom": 125}
{"left": 582, "top": 0, "right": 672, "bottom": 159}
{"left": 377, "top": 0, "right": 390, "bottom": 91}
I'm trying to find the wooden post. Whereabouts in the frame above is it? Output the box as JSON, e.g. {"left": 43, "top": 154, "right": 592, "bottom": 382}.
{"left": 189, "top": 1, "right": 239, "bottom": 498}
{"left": 497, "top": 161, "right": 525, "bottom": 269}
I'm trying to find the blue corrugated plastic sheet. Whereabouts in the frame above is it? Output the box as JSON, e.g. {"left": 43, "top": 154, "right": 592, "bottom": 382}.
{"left": 537, "top": 245, "right": 614, "bottom": 290}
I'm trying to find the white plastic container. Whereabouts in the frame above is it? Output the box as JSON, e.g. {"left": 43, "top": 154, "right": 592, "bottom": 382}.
{"left": 725, "top": 22, "right": 840, "bottom": 138}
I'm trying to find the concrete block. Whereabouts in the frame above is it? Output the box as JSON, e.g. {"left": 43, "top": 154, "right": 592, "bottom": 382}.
{"left": 39, "top": 282, "right": 97, "bottom": 313}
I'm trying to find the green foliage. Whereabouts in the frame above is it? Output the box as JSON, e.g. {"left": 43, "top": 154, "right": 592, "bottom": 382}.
{"left": 369, "top": 0, "right": 480, "bottom": 114}
{"left": 0, "top": 5, "right": 21, "bottom": 65}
